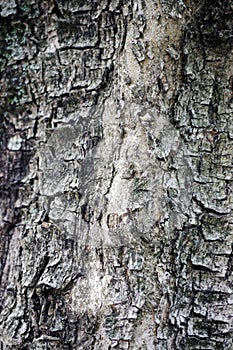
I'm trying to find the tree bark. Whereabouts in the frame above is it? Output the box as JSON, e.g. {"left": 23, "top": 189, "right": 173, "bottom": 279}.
{"left": 0, "top": 0, "right": 233, "bottom": 349}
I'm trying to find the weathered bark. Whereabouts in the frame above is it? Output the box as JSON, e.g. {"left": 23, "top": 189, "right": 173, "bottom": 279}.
{"left": 0, "top": 0, "right": 233, "bottom": 349}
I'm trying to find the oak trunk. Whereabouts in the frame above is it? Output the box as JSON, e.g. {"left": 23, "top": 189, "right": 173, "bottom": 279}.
{"left": 0, "top": 0, "right": 233, "bottom": 349}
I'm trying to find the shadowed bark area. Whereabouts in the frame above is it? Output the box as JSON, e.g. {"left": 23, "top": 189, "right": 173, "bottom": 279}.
{"left": 0, "top": 0, "right": 232, "bottom": 349}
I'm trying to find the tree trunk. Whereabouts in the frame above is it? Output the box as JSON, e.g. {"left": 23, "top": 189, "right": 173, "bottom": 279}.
{"left": 0, "top": 0, "right": 232, "bottom": 349}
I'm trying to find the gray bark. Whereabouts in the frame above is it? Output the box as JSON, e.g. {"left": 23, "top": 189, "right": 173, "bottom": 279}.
{"left": 0, "top": 0, "right": 232, "bottom": 349}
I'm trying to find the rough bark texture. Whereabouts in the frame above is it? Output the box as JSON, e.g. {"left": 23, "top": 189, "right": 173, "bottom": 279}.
{"left": 0, "top": 0, "right": 233, "bottom": 349}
